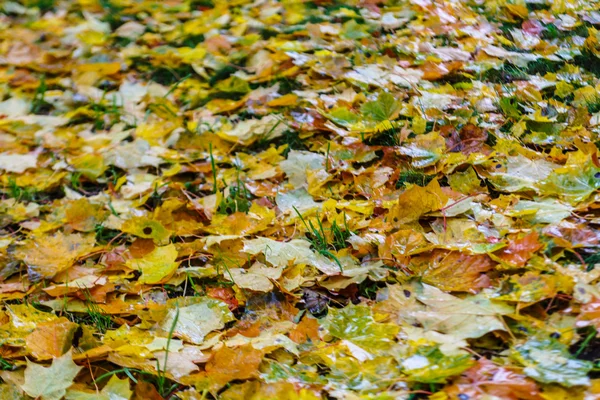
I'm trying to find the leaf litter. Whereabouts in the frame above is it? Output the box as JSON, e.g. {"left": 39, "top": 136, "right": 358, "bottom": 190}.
{"left": 2, "top": 0, "right": 600, "bottom": 398}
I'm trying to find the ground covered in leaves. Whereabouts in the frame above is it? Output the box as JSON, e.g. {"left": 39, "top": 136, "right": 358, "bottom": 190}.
{"left": 4, "top": 0, "right": 600, "bottom": 399}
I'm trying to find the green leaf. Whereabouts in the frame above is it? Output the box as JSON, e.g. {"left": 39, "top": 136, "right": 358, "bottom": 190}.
{"left": 126, "top": 244, "right": 179, "bottom": 284}
{"left": 540, "top": 163, "right": 600, "bottom": 205}
{"left": 488, "top": 154, "right": 558, "bottom": 193}
{"left": 361, "top": 92, "right": 400, "bottom": 122}
{"left": 499, "top": 97, "right": 521, "bottom": 118}
{"left": 322, "top": 304, "right": 399, "bottom": 351}
{"left": 243, "top": 237, "right": 343, "bottom": 275}
{"left": 399, "top": 345, "right": 474, "bottom": 384}
{"left": 214, "top": 76, "right": 250, "bottom": 94}
{"left": 513, "top": 339, "right": 592, "bottom": 387}
{"left": 341, "top": 19, "right": 370, "bottom": 40}
{"left": 397, "top": 132, "right": 445, "bottom": 168}
{"left": 326, "top": 107, "right": 359, "bottom": 128}
{"left": 161, "top": 298, "right": 235, "bottom": 345}
{"left": 509, "top": 198, "right": 573, "bottom": 224}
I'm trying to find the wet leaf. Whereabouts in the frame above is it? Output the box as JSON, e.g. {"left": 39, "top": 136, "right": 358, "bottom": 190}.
{"left": 160, "top": 298, "right": 235, "bottom": 345}
{"left": 322, "top": 304, "right": 399, "bottom": 352}
{"left": 513, "top": 339, "right": 593, "bottom": 387}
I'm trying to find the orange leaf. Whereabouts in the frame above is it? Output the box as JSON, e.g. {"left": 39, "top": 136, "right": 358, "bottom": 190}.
{"left": 25, "top": 317, "right": 78, "bottom": 360}
{"left": 445, "top": 358, "right": 542, "bottom": 400}
{"left": 577, "top": 297, "right": 600, "bottom": 331}
{"left": 204, "top": 345, "right": 263, "bottom": 391}
{"left": 289, "top": 316, "right": 320, "bottom": 344}
{"left": 494, "top": 231, "right": 543, "bottom": 267}
{"left": 409, "top": 250, "right": 495, "bottom": 292}
{"left": 133, "top": 381, "right": 163, "bottom": 400}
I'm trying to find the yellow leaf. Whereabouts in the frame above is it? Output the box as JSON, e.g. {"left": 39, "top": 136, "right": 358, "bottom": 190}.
{"left": 412, "top": 115, "right": 427, "bottom": 134}
{"left": 555, "top": 81, "right": 574, "bottom": 99}
{"left": 127, "top": 244, "right": 179, "bottom": 284}
{"left": 121, "top": 216, "right": 172, "bottom": 245}
{"left": 389, "top": 179, "right": 448, "bottom": 226}
{"left": 15, "top": 232, "right": 96, "bottom": 279}
{"left": 267, "top": 94, "right": 298, "bottom": 107}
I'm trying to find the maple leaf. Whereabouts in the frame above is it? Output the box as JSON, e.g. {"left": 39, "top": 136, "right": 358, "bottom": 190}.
{"left": 243, "top": 237, "right": 342, "bottom": 275}
{"left": 160, "top": 298, "right": 235, "bottom": 345}
{"left": 512, "top": 338, "right": 593, "bottom": 387}
{"left": 204, "top": 345, "right": 264, "bottom": 391}
{"left": 21, "top": 349, "right": 82, "bottom": 400}
{"left": 322, "top": 304, "right": 399, "bottom": 352}
{"left": 15, "top": 232, "right": 96, "bottom": 280}
{"left": 389, "top": 179, "right": 448, "bottom": 226}
{"left": 0, "top": 152, "right": 38, "bottom": 173}
{"left": 389, "top": 283, "right": 513, "bottom": 340}
{"left": 65, "top": 375, "right": 132, "bottom": 399}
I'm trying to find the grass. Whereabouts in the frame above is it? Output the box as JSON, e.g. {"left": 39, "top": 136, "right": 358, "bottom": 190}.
{"left": 98, "top": 0, "right": 125, "bottom": 30}
{"left": 0, "top": 357, "right": 13, "bottom": 371}
{"left": 330, "top": 213, "right": 353, "bottom": 250}
{"left": 155, "top": 306, "right": 180, "bottom": 397}
{"left": 66, "top": 288, "right": 115, "bottom": 334}
{"left": 69, "top": 172, "right": 82, "bottom": 192}
{"left": 574, "top": 50, "right": 600, "bottom": 78}
{"left": 216, "top": 168, "right": 252, "bottom": 215}
{"left": 5, "top": 178, "right": 37, "bottom": 202}
{"left": 525, "top": 59, "right": 565, "bottom": 76}
{"left": 209, "top": 143, "right": 218, "bottom": 194}
{"left": 208, "top": 65, "right": 238, "bottom": 87}
{"left": 396, "top": 170, "right": 434, "bottom": 189}
{"left": 146, "top": 183, "right": 166, "bottom": 210}
{"left": 293, "top": 207, "right": 345, "bottom": 272}
{"left": 94, "top": 224, "right": 121, "bottom": 245}
{"left": 365, "top": 122, "right": 402, "bottom": 146}
{"left": 150, "top": 65, "right": 195, "bottom": 86}
{"left": 584, "top": 252, "right": 600, "bottom": 271}
{"left": 483, "top": 63, "right": 528, "bottom": 84}
{"left": 253, "top": 119, "right": 284, "bottom": 149}
{"left": 216, "top": 182, "right": 252, "bottom": 215}
{"left": 93, "top": 307, "right": 182, "bottom": 397}
{"left": 90, "top": 93, "right": 123, "bottom": 131}
{"left": 24, "top": 0, "right": 56, "bottom": 13}
{"left": 575, "top": 328, "right": 598, "bottom": 358}
{"left": 83, "top": 301, "right": 182, "bottom": 397}
{"left": 31, "top": 75, "right": 51, "bottom": 115}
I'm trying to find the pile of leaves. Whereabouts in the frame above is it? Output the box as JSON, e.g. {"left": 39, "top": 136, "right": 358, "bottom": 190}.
{"left": 4, "top": 0, "right": 600, "bottom": 398}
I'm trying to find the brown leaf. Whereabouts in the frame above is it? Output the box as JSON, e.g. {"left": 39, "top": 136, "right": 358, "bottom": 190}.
{"left": 445, "top": 123, "right": 489, "bottom": 155}
{"left": 133, "top": 381, "right": 163, "bottom": 400}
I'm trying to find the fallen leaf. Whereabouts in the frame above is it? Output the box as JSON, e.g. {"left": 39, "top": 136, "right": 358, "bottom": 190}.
{"left": 22, "top": 349, "right": 82, "bottom": 400}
